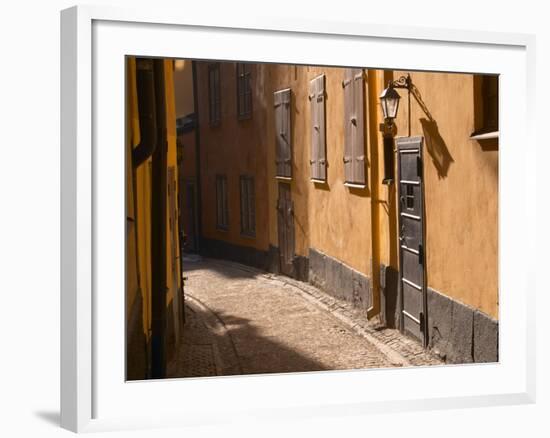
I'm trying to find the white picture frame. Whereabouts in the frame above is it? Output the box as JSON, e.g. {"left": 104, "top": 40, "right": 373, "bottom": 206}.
{"left": 60, "top": 4, "right": 536, "bottom": 433}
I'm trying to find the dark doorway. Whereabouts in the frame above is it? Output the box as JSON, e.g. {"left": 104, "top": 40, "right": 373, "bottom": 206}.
{"left": 396, "top": 136, "right": 428, "bottom": 347}
{"left": 277, "top": 182, "right": 295, "bottom": 277}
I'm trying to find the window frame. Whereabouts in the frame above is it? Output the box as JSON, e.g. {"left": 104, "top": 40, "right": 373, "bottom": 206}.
{"left": 208, "top": 63, "right": 221, "bottom": 126}
{"left": 236, "top": 62, "right": 252, "bottom": 120}
{"left": 239, "top": 175, "right": 256, "bottom": 237}
{"left": 215, "top": 174, "right": 229, "bottom": 231}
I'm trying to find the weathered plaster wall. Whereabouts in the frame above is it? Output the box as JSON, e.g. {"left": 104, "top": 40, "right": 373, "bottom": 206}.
{"left": 195, "top": 61, "right": 271, "bottom": 253}
{"left": 392, "top": 70, "right": 498, "bottom": 319}
{"left": 267, "top": 65, "right": 373, "bottom": 277}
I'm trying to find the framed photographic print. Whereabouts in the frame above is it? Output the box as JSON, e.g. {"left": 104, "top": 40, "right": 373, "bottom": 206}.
{"left": 61, "top": 4, "right": 536, "bottom": 433}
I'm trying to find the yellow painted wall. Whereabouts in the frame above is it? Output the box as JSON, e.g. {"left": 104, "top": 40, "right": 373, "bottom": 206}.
{"left": 196, "top": 61, "right": 271, "bottom": 252}
{"left": 126, "top": 58, "right": 183, "bottom": 379}
{"left": 266, "top": 65, "right": 374, "bottom": 274}
{"left": 194, "top": 61, "right": 498, "bottom": 321}
{"left": 391, "top": 70, "right": 498, "bottom": 319}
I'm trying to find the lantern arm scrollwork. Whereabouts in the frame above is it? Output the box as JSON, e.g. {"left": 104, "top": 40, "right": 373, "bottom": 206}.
{"left": 388, "top": 74, "right": 412, "bottom": 90}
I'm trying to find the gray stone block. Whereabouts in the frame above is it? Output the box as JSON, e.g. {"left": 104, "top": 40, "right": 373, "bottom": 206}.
{"left": 473, "top": 311, "right": 499, "bottom": 363}
{"left": 352, "top": 270, "right": 371, "bottom": 310}
{"left": 293, "top": 255, "right": 309, "bottom": 282}
{"left": 308, "top": 248, "right": 326, "bottom": 289}
{"left": 325, "top": 256, "right": 344, "bottom": 299}
{"left": 449, "top": 299, "right": 474, "bottom": 364}
{"left": 340, "top": 264, "right": 354, "bottom": 302}
{"left": 427, "top": 288, "right": 453, "bottom": 358}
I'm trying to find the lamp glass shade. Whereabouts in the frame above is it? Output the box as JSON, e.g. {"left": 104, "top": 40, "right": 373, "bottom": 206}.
{"left": 380, "top": 86, "right": 401, "bottom": 120}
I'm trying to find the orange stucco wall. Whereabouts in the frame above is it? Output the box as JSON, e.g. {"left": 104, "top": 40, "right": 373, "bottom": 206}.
{"left": 188, "top": 60, "right": 498, "bottom": 321}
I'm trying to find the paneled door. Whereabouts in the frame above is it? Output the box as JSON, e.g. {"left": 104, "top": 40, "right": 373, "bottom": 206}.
{"left": 277, "top": 182, "right": 295, "bottom": 277}
{"left": 396, "top": 136, "right": 428, "bottom": 346}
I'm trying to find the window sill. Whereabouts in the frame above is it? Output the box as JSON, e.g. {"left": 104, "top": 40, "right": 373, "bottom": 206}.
{"left": 275, "top": 176, "right": 292, "bottom": 181}
{"left": 344, "top": 182, "right": 366, "bottom": 189}
{"left": 240, "top": 232, "right": 256, "bottom": 239}
{"left": 215, "top": 227, "right": 229, "bottom": 232}
{"left": 470, "top": 130, "right": 499, "bottom": 140}
{"left": 311, "top": 178, "right": 327, "bottom": 184}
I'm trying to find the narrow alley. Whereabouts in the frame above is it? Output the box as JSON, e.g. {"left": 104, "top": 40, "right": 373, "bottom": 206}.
{"left": 167, "top": 256, "right": 442, "bottom": 378}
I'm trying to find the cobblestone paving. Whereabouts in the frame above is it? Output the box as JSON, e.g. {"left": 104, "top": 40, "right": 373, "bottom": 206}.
{"left": 170, "top": 256, "right": 443, "bottom": 378}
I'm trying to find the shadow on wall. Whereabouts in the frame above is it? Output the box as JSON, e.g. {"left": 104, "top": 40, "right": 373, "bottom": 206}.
{"left": 409, "top": 83, "right": 454, "bottom": 179}
{"left": 420, "top": 118, "right": 454, "bottom": 179}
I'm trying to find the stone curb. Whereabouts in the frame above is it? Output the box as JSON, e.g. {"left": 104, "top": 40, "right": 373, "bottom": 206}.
{"left": 184, "top": 293, "right": 243, "bottom": 376}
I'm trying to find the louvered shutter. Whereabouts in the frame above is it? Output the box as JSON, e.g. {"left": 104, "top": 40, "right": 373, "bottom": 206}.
{"left": 316, "top": 75, "right": 327, "bottom": 181}
{"left": 240, "top": 176, "right": 247, "bottom": 233}
{"left": 274, "top": 89, "right": 292, "bottom": 178}
{"left": 343, "top": 69, "right": 354, "bottom": 182}
{"left": 248, "top": 178, "right": 255, "bottom": 234}
{"left": 310, "top": 74, "right": 326, "bottom": 181}
{"left": 343, "top": 68, "right": 366, "bottom": 184}
{"left": 309, "top": 78, "right": 318, "bottom": 179}
{"left": 352, "top": 69, "right": 365, "bottom": 184}
{"left": 274, "top": 91, "right": 283, "bottom": 176}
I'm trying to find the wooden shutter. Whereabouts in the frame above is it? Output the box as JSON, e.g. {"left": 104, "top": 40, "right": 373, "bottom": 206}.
{"left": 248, "top": 178, "right": 255, "bottom": 234}
{"left": 352, "top": 69, "right": 365, "bottom": 184}
{"left": 310, "top": 74, "right": 326, "bottom": 181}
{"left": 240, "top": 176, "right": 247, "bottom": 233}
{"left": 237, "top": 63, "right": 252, "bottom": 119}
{"left": 309, "top": 78, "right": 318, "bottom": 179}
{"left": 343, "top": 69, "right": 354, "bottom": 182}
{"left": 316, "top": 75, "right": 327, "bottom": 181}
{"left": 343, "top": 68, "right": 366, "bottom": 185}
{"left": 222, "top": 176, "right": 228, "bottom": 228}
{"left": 216, "top": 176, "right": 222, "bottom": 227}
{"left": 274, "top": 88, "right": 292, "bottom": 178}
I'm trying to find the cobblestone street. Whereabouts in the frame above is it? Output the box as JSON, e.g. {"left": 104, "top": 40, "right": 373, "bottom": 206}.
{"left": 168, "top": 256, "right": 443, "bottom": 378}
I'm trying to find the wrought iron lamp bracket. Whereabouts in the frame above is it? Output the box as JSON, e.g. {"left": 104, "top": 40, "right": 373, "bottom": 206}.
{"left": 388, "top": 74, "right": 412, "bottom": 90}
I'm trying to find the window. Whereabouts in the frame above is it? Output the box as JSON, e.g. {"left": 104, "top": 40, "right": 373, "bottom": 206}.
{"left": 241, "top": 175, "right": 256, "bottom": 236}
{"left": 240, "top": 176, "right": 256, "bottom": 236}
{"left": 236, "top": 63, "right": 252, "bottom": 119}
{"left": 208, "top": 63, "right": 221, "bottom": 126}
{"left": 274, "top": 88, "right": 292, "bottom": 178}
{"left": 472, "top": 74, "right": 498, "bottom": 137}
{"left": 405, "top": 185, "right": 415, "bottom": 210}
{"left": 343, "top": 68, "right": 366, "bottom": 185}
{"left": 482, "top": 75, "right": 499, "bottom": 132}
{"left": 215, "top": 175, "right": 228, "bottom": 230}
{"left": 309, "top": 74, "right": 327, "bottom": 182}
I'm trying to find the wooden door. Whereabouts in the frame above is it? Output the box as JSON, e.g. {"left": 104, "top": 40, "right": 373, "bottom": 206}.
{"left": 277, "top": 183, "right": 295, "bottom": 277}
{"left": 397, "top": 136, "right": 428, "bottom": 346}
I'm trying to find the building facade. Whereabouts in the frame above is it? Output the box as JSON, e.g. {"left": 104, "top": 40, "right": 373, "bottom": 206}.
{"left": 126, "top": 57, "right": 183, "bottom": 380}
{"left": 176, "top": 60, "right": 499, "bottom": 364}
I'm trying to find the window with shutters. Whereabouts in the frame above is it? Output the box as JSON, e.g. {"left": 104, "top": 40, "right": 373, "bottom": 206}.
{"left": 239, "top": 175, "right": 256, "bottom": 236}
{"left": 215, "top": 174, "right": 228, "bottom": 230}
{"left": 236, "top": 63, "right": 252, "bottom": 119}
{"left": 481, "top": 75, "right": 498, "bottom": 132}
{"left": 309, "top": 74, "right": 327, "bottom": 182}
{"left": 274, "top": 88, "right": 292, "bottom": 178}
{"left": 472, "top": 74, "right": 499, "bottom": 138}
{"left": 342, "top": 68, "right": 366, "bottom": 185}
{"left": 208, "top": 63, "right": 221, "bottom": 126}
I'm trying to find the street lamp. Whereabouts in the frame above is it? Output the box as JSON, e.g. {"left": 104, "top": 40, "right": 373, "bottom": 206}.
{"left": 379, "top": 84, "right": 401, "bottom": 122}
{"left": 379, "top": 74, "right": 412, "bottom": 127}
{"left": 379, "top": 74, "right": 413, "bottom": 185}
